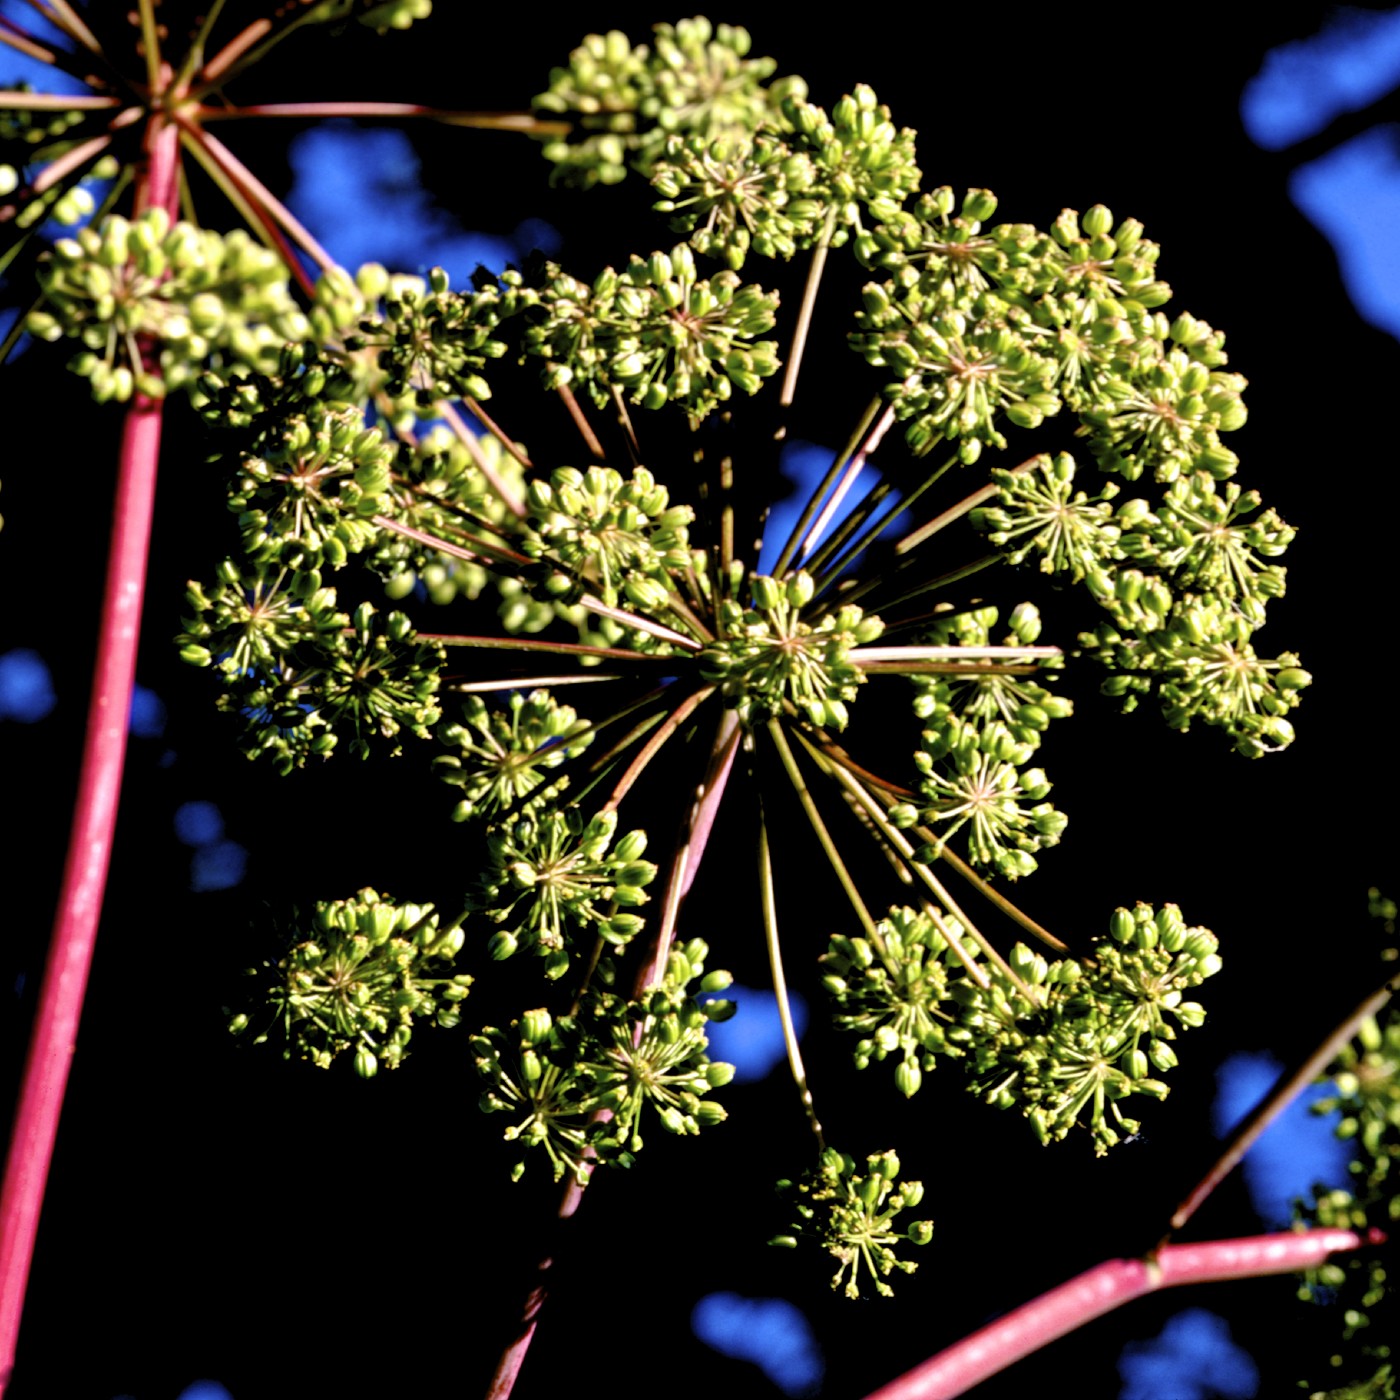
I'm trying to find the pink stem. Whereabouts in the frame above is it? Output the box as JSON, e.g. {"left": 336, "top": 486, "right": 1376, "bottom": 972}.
{"left": 797, "top": 404, "right": 896, "bottom": 562}
{"left": 862, "top": 1228, "right": 1383, "bottom": 1400}
{"left": 0, "top": 111, "right": 178, "bottom": 1395}
{"left": 486, "top": 711, "right": 742, "bottom": 1400}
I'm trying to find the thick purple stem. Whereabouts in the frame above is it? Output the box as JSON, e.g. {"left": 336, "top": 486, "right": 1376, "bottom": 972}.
{"left": 862, "top": 1228, "right": 1381, "bottom": 1400}
{"left": 0, "top": 110, "right": 178, "bottom": 1394}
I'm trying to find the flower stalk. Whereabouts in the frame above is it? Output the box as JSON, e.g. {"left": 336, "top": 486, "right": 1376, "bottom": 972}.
{"left": 862, "top": 1229, "right": 1383, "bottom": 1400}
{"left": 0, "top": 106, "right": 179, "bottom": 1393}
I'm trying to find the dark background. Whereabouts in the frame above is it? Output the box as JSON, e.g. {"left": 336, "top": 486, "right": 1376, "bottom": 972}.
{"left": 2, "top": 4, "right": 1396, "bottom": 1397}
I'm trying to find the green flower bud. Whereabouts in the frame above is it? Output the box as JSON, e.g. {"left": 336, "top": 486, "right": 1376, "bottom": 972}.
{"left": 614, "top": 828, "right": 648, "bottom": 862}
{"left": 751, "top": 574, "right": 782, "bottom": 610}
{"left": 520, "top": 1008, "right": 552, "bottom": 1045}
{"left": 907, "top": 1220, "right": 934, "bottom": 1246}
{"left": 488, "top": 931, "right": 518, "bottom": 961}
{"left": 785, "top": 571, "right": 815, "bottom": 607}
{"left": 895, "top": 1059, "right": 922, "bottom": 1098}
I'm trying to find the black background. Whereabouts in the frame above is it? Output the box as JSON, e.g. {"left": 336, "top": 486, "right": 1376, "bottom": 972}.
{"left": 2, "top": 4, "right": 1397, "bottom": 1397}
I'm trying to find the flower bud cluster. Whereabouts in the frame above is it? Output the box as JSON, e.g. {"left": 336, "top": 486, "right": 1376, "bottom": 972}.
{"left": 698, "top": 570, "right": 883, "bottom": 730}
{"left": 771, "top": 1147, "right": 933, "bottom": 1298}
{"left": 953, "top": 903, "right": 1220, "bottom": 1154}
{"left": 528, "top": 243, "right": 780, "bottom": 422}
{"left": 912, "top": 705, "right": 1064, "bottom": 879}
{"left": 972, "top": 452, "right": 1306, "bottom": 755}
{"left": 349, "top": 0, "right": 432, "bottom": 32}
{"left": 1312, "top": 1008, "right": 1400, "bottom": 1181}
{"left": 1295, "top": 916, "right": 1400, "bottom": 1365}
{"left": 473, "top": 940, "right": 734, "bottom": 1181}
{"left": 651, "top": 133, "right": 822, "bottom": 269}
{"left": 180, "top": 580, "right": 444, "bottom": 770}
{"left": 821, "top": 906, "right": 974, "bottom": 1097}
{"left": 851, "top": 197, "right": 1248, "bottom": 475}
{"left": 854, "top": 186, "right": 1005, "bottom": 297}
{"left": 434, "top": 689, "right": 594, "bottom": 823}
{"left": 229, "top": 888, "right": 470, "bottom": 1077}
{"left": 912, "top": 602, "right": 1071, "bottom": 745}
{"left": 28, "top": 210, "right": 308, "bottom": 401}
{"left": 521, "top": 464, "right": 695, "bottom": 608}
{"left": 376, "top": 424, "right": 525, "bottom": 604}
{"left": 345, "top": 265, "right": 535, "bottom": 408}
{"left": 470, "top": 808, "right": 657, "bottom": 979}
{"left": 534, "top": 19, "right": 799, "bottom": 186}
{"left": 230, "top": 404, "right": 395, "bottom": 571}
{"left": 779, "top": 84, "right": 921, "bottom": 248}
{"left": 972, "top": 452, "right": 1123, "bottom": 580}
{"left": 1, "top": 99, "right": 117, "bottom": 230}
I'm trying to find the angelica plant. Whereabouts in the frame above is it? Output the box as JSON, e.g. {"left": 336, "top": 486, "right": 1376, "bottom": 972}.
{"left": 2, "top": 7, "right": 1384, "bottom": 1400}
{"left": 157, "top": 8, "right": 1297, "bottom": 1321}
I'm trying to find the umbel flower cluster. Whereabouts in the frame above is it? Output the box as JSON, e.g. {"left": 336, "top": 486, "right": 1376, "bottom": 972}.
{"left": 16, "top": 12, "right": 1306, "bottom": 1300}
{"left": 1294, "top": 894, "right": 1400, "bottom": 1396}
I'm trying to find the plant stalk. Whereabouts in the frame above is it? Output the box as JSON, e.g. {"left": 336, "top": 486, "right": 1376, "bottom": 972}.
{"left": 486, "top": 712, "right": 741, "bottom": 1400}
{"left": 1163, "top": 967, "right": 1400, "bottom": 1242}
{"left": 862, "top": 1228, "right": 1382, "bottom": 1400}
{"left": 0, "top": 109, "right": 178, "bottom": 1395}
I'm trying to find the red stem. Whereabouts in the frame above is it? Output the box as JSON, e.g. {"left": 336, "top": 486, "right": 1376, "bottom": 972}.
{"left": 0, "top": 110, "right": 178, "bottom": 1395}
{"left": 862, "top": 1228, "right": 1383, "bottom": 1400}
{"left": 485, "top": 711, "right": 742, "bottom": 1400}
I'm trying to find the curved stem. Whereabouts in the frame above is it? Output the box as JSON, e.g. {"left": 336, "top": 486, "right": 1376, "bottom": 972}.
{"left": 766, "top": 719, "right": 877, "bottom": 938}
{"left": 31, "top": 0, "right": 100, "bottom": 57}
{"left": 777, "top": 209, "right": 834, "bottom": 412}
{"left": 418, "top": 633, "right": 681, "bottom": 662}
{"left": 925, "top": 838, "right": 1068, "bottom": 954}
{"left": 487, "top": 713, "right": 741, "bottom": 1400}
{"left": 0, "top": 113, "right": 179, "bottom": 1395}
{"left": 465, "top": 397, "right": 532, "bottom": 470}
{"left": 177, "top": 126, "right": 316, "bottom": 296}
{"left": 807, "top": 438, "right": 949, "bottom": 594}
{"left": 370, "top": 512, "right": 532, "bottom": 569}
{"left": 1163, "top": 967, "right": 1400, "bottom": 1243}
{"left": 136, "top": 0, "right": 163, "bottom": 93}
{"left": 892, "top": 454, "right": 1042, "bottom": 558}
{"left": 440, "top": 401, "right": 526, "bottom": 517}
{"left": 798, "top": 405, "right": 899, "bottom": 569}
{"left": 0, "top": 90, "right": 118, "bottom": 109}
{"left": 180, "top": 120, "right": 336, "bottom": 273}
{"left": 556, "top": 384, "right": 605, "bottom": 461}
{"left": 642, "top": 709, "right": 743, "bottom": 983}
{"left": 862, "top": 1228, "right": 1382, "bottom": 1400}
{"left": 0, "top": 21, "right": 63, "bottom": 68}
{"left": 758, "top": 795, "right": 825, "bottom": 1150}
{"left": 600, "top": 686, "right": 714, "bottom": 814}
